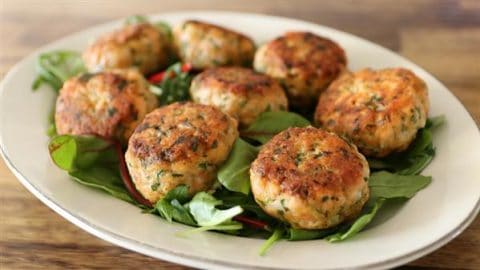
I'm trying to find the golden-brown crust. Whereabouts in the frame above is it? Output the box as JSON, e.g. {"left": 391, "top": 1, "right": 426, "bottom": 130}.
{"left": 252, "top": 127, "right": 367, "bottom": 197}
{"left": 55, "top": 69, "right": 158, "bottom": 143}
{"left": 250, "top": 127, "right": 369, "bottom": 229}
{"left": 83, "top": 23, "right": 171, "bottom": 74}
{"left": 314, "top": 68, "right": 429, "bottom": 157}
{"left": 254, "top": 32, "right": 346, "bottom": 108}
{"left": 173, "top": 20, "right": 256, "bottom": 69}
{"left": 192, "top": 67, "right": 276, "bottom": 95}
{"left": 190, "top": 67, "right": 288, "bottom": 127}
{"left": 125, "top": 102, "right": 239, "bottom": 203}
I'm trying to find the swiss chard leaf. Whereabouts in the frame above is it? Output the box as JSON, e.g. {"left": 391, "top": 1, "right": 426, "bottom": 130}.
{"left": 33, "top": 50, "right": 86, "bottom": 91}
{"left": 217, "top": 138, "right": 259, "bottom": 194}
{"left": 241, "top": 111, "right": 310, "bottom": 144}
{"left": 369, "top": 171, "right": 432, "bottom": 199}
{"left": 326, "top": 198, "right": 385, "bottom": 242}
{"left": 149, "top": 62, "right": 192, "bottom": 105}
{"left": 188, "top": 192, "right": 243, "bottom": 227}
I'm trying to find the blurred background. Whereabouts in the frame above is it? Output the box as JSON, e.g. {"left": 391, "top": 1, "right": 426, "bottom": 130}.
{"left": 1, "top": 0, "right": 479, "bottom": 269}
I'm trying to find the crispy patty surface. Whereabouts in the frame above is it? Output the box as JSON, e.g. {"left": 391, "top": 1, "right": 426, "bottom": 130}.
{"left": 314, "top": 68, "right": 429, "bottom": 157}
{"left": 55, "top": 69, "right": 158, "bottom": 143}
{"left": 250, "top": 127, "right": 369, "bottom": 229}
{"left": 125, "top": 102, "right": 239, "bottom": 203}
{"left": 173, "top": 20, "right": 256, "bottom": 69}
{"left": 254, "top": 32, "right": 346, "bottom": 109}
{"left": 190, "top": 67, "right": 288, "bottom": 127}
{"left": 83, "top": 23, "right": 171, "bottom": 75}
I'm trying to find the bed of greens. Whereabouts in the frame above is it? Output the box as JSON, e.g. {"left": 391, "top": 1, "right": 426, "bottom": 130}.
{"left": 35, "top": 17, "right": 445, "bottom": 255}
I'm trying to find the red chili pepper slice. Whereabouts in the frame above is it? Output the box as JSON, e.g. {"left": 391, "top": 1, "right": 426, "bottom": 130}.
{"left": 148, "top": 63, "right": 193, "bottom": 84}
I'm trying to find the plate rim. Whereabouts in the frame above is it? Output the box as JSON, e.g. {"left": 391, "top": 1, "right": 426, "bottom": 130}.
{"left": 1, "top": 10, "right": 479, "bottom": 270}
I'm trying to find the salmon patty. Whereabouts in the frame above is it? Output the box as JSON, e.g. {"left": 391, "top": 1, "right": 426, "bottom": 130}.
{"left": 250, "top": 127, "right": 369, "bottom": 229}
{"left": 125, "top": 102, "right": 238, "bottom": 203}
{"left": 190, "top": 67, "right": 288, "bottom": 127}
{"left": 314, "top": 68, "right": 429, "bottom": 157}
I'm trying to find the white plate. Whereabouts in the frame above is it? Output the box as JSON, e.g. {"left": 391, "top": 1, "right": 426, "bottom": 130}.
{"left": 1, "top": 11, "right": 479, "bottom": 270}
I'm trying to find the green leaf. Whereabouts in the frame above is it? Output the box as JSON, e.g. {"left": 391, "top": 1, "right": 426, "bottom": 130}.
{"left": 426, "top": 115, "right": 446, "bottom": 130}
{"left": 176, "top": 222, "right": 243, "bottom": 237}
{"left": 214, "top": 189, "right": 272, "bottom": 220}
{"left": 326, "top": 198, "right": 385, "bottom": 242}
{"left": 369, "top": 171, "right": 432, "bottom": 199}
{"left": 163, "top": 185, "right": 191, "bottom": 203}
{"left": 287, "top": 227, "right": 338, "bottom": 241}
{"left": 155, "top": 199, "right": 196, "bottom": 226}
{"left": 259, "top": 228, "right": 283, "bottom": 256}
{"left": 241, "top": 111, "right": 311, "bottom": 144}
{"left": 188, "top": 192, "right": 243, "bottom": 227}
{"left": 154, "top": 185, "right": 196, "bottom": 225}
{"left": 155, "top": 21, "right": 173, "bottom": 41}
{"left": 217, "top": 139, "right": 259, "bottom": 194}
{"left": 69, "top": 167, "right": 133, "bottom": 203}
{"left": 48, "top": 135, "right": 116, "bottom": 172}
{"left": 150, "top": 62, "right": 193, "bottom": 105}
{"left": 34, "top": 50, "right": 86, "bottom": 91}
{"left": 124, "top": 15, "right": 148, "bottom": 25}
{"left": 368, "top": 116, "right": 445, "bottom": 175}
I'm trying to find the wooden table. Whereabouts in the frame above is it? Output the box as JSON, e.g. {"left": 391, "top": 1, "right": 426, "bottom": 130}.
{"left": 1, "top": 1, "right": 479, "bottom": 269}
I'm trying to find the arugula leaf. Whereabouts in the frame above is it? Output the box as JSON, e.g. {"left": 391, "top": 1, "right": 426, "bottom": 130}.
{"left": 33, "top": 50, "right": 86, "bottom": 91}
{"left": 369, "top": 171, "right": 432, "bottom": 199}
{"left": 217, "top": 139, "right": 259, "bottom": 194}
{"left": 69, "top": 167, "right": 133, "bottom": 203}
{"left": 241, "top": 111, "right": 311, "bottom": 144}
{"left": 326, "top": 198, "right": 385, "bottom": 242}
{"left": 188, "top": 192, "right": 243, "bottom": 227}
{"left": 149, "top": 62, "right": 192, "bottom": 105}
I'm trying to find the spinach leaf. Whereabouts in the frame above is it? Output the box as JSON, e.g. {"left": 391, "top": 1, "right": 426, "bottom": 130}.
{"left": 369, "top": 171, "right": 432, "bottom": 199}
{"left": 326, "top": 198, "right": 385, "bottom": 242}
{"left": 214, "top": 189, "right": 271, "bottom": 220}
{"left": 177, "top": 222, "right": 243, "bottom": 237}
{"left": 33, "top": 50, "right": 86, "bottom": 91}
{"left": 69, "top": 167, "right": 133, "bottom": 203}
{"left": 287, "top": 227, "right": 339, "bottom": 241}
{"left": 188, "top": 192, "right": 243, "bottom": 227}
{"left": 368, "top": 116, "right": 444, "bottom": 175}
{"left": 154, "top": 185, "right": 196, "bottom": 226}
{"left": 241, "top": 111, "right": 310, "bottom": 144}
{"left": 217, "top": 139, "right": 259, "bottom": 194}
{"left": 49, "top": 135, "right": 116, "bottom": 171}
{"left": 149, "top": 62, "right": 193, "bottom": 105}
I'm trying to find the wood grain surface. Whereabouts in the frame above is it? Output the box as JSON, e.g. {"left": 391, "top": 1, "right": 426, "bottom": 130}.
{"left": 1, "top": 0, "right": 479, "bottom": 269}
